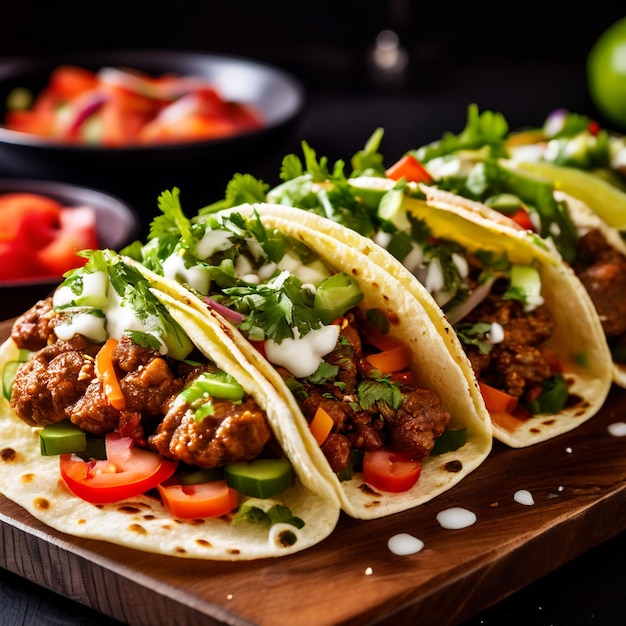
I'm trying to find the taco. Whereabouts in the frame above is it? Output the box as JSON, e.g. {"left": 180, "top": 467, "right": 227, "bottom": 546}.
{"left": 124, "top": 193, "right": 492, "bottom": 519}
{"left": 408, "top": 105, "right": 626, "bottom": 388}
{"left": 202, "top": 135, "right": 612, "bottom": 448}
{"left": 0, "top": 249, "right": 340, "bottom": 560}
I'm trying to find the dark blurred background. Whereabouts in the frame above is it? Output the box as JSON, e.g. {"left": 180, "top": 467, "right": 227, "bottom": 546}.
{"left": 0, "top": 1, "right": 624, "bottom": 226}
{"left": 1, "top": 2, "right": 624, "bottom": 118}
{"left": 0, "top": 1, "right": 624, "bottom": 191}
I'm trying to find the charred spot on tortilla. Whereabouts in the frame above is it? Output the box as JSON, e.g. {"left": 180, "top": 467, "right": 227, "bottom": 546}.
{"left": 0, "top": 448, "right": 16, "bottom": 462}
{"left": 196, "top": 539, "right": 213, "bottom": 548}
{"left": 117, "top": 505, "right": 144, "bottom": 515}
{"left": 34, "top": 498, "right": 50, "bottom": 510}
{"left": 444, "top": 460, "right": 463, "bottom": 473}
{"left": 276, "top": 529, "right": 298, "bottom": 547}
{"left": 21, "top": 473, "right": 34, "bottom": 483}
{"left": 129, "top": 523, "right": 148, "bottom": 535}
{"left": 359, "top": 483, "right": 382, "bottom": 497}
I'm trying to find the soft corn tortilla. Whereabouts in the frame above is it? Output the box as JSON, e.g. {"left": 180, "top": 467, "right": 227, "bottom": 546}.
{"left": 134, "top": 205, "right": 493, "bottom": 520}
{"left": 0, "top": 308, "right": 340, "bottom": 561}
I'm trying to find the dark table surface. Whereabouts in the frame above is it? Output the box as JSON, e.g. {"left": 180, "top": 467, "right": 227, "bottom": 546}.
{"left": 2, "top": 43, "right": 626, "bottom": 625}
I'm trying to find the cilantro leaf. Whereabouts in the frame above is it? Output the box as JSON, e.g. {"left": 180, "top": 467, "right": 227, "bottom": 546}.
{"left": 357, "top": 378, "right": 403, "bottom": 411}
{"left": 414, "top": 104, "right": 509, "bottom": 164}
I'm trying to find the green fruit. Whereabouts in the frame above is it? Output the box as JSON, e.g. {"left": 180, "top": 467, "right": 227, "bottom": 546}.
{"left": 588, "top": 17, "right": 626, "bottom": 129}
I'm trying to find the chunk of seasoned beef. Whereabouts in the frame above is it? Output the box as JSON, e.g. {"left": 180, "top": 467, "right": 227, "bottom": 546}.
{"left": 10, "top": 298, "right": 57, "bottom": 351}
{"left": 463, "top": 291, "right": 557, "bottom": 399}
{"left": 387, "top": 388, "right": 451, "bottom": 458}
{"left": 10, "top": 336, "right": 100, "bottom": 426}
{"left": 320, "top": 433, "right": 351, "bottom": 473}
{"left": 149, "top": 397, "right": 271, "bottom": 467}
{"left": 574, "top": 228, "right": 626, "bottom": 337}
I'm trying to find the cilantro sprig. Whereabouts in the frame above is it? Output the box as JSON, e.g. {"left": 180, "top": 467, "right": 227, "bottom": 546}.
{"left": 223, "top": 271, "right": 322, "bottom": 343}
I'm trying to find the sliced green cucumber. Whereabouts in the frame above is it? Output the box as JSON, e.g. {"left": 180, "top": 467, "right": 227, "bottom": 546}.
{"left": 225, "top": 457, "right": 292, "bottom": 499}
{"left": 40, "top": 421, "right": 87, "bottom": 456}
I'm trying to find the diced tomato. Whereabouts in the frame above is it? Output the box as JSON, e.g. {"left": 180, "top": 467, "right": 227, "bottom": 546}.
{"left": 0, "top": 193, "right": 98, "bottom": 281}
{"left": 35, "top": 206, "right": 98, "bottom": 275}
{"left": 60, "top": 433, "right": 177, "bottom": 504}
{"left": 362, "top": 448, "right": 422, "bottom": 493}
{"left": 509, "top": 208, "right": 535, "bottom": 231}
{"left": 48, "top": 65, "right": 99, "bottom": 99}
{"left": 157, "top": 479, "right": 239, "bottom": 518}
{"left": 385, "top": 154, "right": 433, "bottom": 183}
{"left": 490, "top": 404, "right": 532, "bottom": 432}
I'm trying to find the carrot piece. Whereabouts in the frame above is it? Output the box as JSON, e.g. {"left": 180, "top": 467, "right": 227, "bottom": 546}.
{"left": 478, "top": 381, "right": 518, "bottom": 413}
{"left": 95, "top": 338, "right": 126, "bottom": 410}
{"left": 365, "top": 332, "right": 412, "bottom": 373}
{"left": 309, "top": 407, "right": 334, "bottom": 446}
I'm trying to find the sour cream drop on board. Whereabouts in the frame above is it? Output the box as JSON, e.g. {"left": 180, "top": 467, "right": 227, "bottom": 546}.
{"left": 436, "top": 507, "right": 477, "bottom": 530}
{"left": 387, "top": 533, "right": 424, "bottom": 556}
{"left": 264, "top": 325, "right": 340, "bottom": 378}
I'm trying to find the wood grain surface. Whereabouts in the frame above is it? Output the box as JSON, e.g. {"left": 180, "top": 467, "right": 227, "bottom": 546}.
{"left": 2, "top": 318, "right": 626, "bottom": 626}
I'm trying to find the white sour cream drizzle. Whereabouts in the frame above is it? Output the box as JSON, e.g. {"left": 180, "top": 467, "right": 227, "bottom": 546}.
{"left": 194, "top": 229, "right": 232, "bottom": 259}
{"left": 163, "top": 252, "right": 211, "bottom": 294}
{"left": 387, "top": 533, "right": 424, "bottom": 556}
{"left": 264, "top": 325, "right": 340, "bottom": 378}
{"left": 436, "top": 507, "right": 477, "bottom": 530}
{"left": 52, "top": 269, "right": 167, "bottom": 353}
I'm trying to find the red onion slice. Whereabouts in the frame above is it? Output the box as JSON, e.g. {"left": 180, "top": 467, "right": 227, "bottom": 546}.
{"left": 202, "top": 296, "right": 245, "bottom": 324}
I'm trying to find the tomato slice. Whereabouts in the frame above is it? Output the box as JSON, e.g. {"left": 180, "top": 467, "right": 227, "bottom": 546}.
{"left": 60, "top": 433, "right": 177, "bottom": 504}
{"left": 157, "top": 480, "right": 239, "bottom": 519}
{"left": 365, "top": 331, "right": 412, "bottom": 373}
{"left": 362, "top": 448, "right": 422, "bottom": 493}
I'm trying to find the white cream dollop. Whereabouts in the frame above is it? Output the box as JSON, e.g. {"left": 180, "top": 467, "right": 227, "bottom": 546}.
{"left": 264, "top": 325, "right": 340, "bottom": 378}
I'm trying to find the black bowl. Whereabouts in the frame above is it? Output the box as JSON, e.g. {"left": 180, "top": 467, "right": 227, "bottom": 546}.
{"left": 0, "top": 50, "right": 305, "bottom": 234}
{"left": 0, "top": 178, "right": 139, "bottom": 320}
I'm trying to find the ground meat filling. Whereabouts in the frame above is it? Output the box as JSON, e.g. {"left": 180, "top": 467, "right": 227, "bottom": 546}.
{"left": 462, "top": 278, "right": 557, "bottom": 402}
{"left": 11, "top": 297, "right": 58, "bottom": 352}
{"left": 293, "top": 314, "right": 450, "bottom": 474}
{"left": 149, "top": 398, "right": 271, "bottom": 468}
{"left": 9, "top": 301, "right": 273, "bottom": 466}
{"left": 572, "top": 228, "right": 626, "bottom": 341}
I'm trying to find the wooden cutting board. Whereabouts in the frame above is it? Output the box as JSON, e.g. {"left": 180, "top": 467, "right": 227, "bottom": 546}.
{"left": 2, "top": 317, "right": 626, "bottom": 626}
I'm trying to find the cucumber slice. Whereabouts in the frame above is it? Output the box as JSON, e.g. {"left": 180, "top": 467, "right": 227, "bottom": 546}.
{"left": 225, "top": 457, "right": 292, "bottom": 499}
{"left": 507, "top": 264, "right": 543, "bottom": 310}
{"left": 40, "top": 421, "right": 87, "bottom": 456}
{"left": 2, "top": 361, "right": 21, "bottom": 401}
{"left": 348, "top": 176, "right": 395, "bottom": 209}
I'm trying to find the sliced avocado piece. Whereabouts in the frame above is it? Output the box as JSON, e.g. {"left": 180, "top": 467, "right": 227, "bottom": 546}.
{"left": 314, "top": 272, "right": 364, "bottom": 324}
